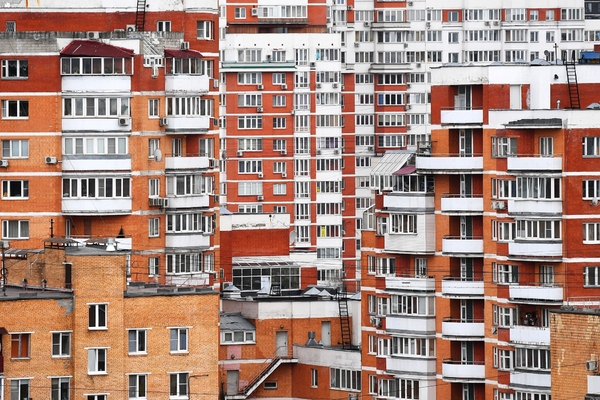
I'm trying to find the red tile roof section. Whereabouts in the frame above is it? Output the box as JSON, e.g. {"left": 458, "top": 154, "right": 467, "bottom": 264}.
{"left": 164, "top": 49, "right": 204, "bottom": 58}
{"left": 60, "top": 40, "right": 135, "bottom": 57}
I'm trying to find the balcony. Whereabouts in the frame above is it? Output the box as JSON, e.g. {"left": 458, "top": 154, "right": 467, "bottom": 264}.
{"left": 416, "top": 154, "right": 483, "bottom": 174}
{"left": 441, "top": 318, "right": 485, "bottom": 338}
{"left": 386, "top": 357, "right": 436, "bottom": 375}
{"left": 61, "top": 155, "right": 131, "bottom": 171}
{"left": 386, "top": 315, "right": 436, "bottom": 334}
{"left": 509, "top": 284, "right": 563, "bottom": 303}
{"left": 165, "top": 155, "right": 211, "bottom": 170}
{"left": 164, "top": 116, "right": 211, "bottom": 132}
{"left": 509, "top": 241, "right": 562, "bottom": 260}
{"left": 441, "top": 195, "right": 484, "bottom": 214}
{"left": 440, "top": 108, "right": 484, "bottom": 126}
{"left": 442, "top": 236, "right": 484, "bottom": 255}
{"left": 62, "top": 117, "right": 132, "bottom": 132}
{"left": 62, "top": 198, "right": 132, "bottom": 215}
{"left": 165, "top": 74, "right": 209, "bottom": 94}
{"left": 384, "top": 217, "right": 436, "bottom": 254}
{"left": 166, "top": 194, "right": 210, "bottom": 209}
{"left": 510, "top": 370, "right": 551, "bottom": 389}
{"left": 508, "top": 199, "right": 562, "bottom": 215}
{"left": 442, "top": 361, "right": 486, "bottom": 381}
{"left": 62, "top": 75, "right": 131, "bottom": 93}
{"left": 165, "top": 232, "right": 211, "bottom": 249}
{"left": 507, "top": 156, "right": 562, "bottom": 172}
{"left": 510, "top": 325, "right": 550, "bottom": 345}
{"left": 441, "top": 278, "right": 484, "bottom": 297}
{"left": 384, "top": 193, "right": 434, "bottom": 211}
{"left": 385, "top": 275, "right": 435, "bottom": 292}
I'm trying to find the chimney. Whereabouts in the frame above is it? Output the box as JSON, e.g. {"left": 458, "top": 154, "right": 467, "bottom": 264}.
{"left": 305, "top": 332, "right": 320, "bottom": 347}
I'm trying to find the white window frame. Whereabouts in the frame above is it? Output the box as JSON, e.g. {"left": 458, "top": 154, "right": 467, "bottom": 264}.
{"left": 51, "top": 331, "right": 71, "bottom": 358}
{"left": 169, "top": 328, "right": 188, "bottom": 353}
{"left": 88, "top": 303, "right": 108, "bottom": 330}
{"left": 88, "top": 348, "right": 108, "bottom": 374}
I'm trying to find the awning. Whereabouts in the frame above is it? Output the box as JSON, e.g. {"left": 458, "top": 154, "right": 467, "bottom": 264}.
{"left": 61, "top": 40, "right": 134, "bottom": 57}
{"left": 233, "top": 256, "right": 300, "bottom": 268}
{"left": 370, "top": 152, "right": 412, "bottom": 176}
{"left": 394, "top": 165, "right": 417, "bottom": 175}
{"left": 164, "top": 49, "right": 203, "bottom": 59}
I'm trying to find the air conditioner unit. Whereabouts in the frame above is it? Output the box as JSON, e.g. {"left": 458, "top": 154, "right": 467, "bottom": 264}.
{"left": 310, "top": 62, "right": 316, "bottom": 68}
{"left": 214, "top": 194, "right": 220, "bottom": 203}
{"left": 341, "top": 84, "right": 345, "bottom": 90}
{"left": 87, "top": 31, "right": 100, "bottom": 39}
{"left": 281, "top": 84, "right": 287, "bottom": 90}
{"left": 348, "top": 394, "right": 358, "bottom": 400}
{"left": 354, "top": 42, "right": 359, "bottom": 48}
{"left": 236, "top": 151, "right": 243, "bottom": 157}
{"left": 0, "top": 160, "right": 8, "bottom": 167}
{"left": 367, "top": 146, "right": 373, "bottom": 151}
{"left": 290, "top": 110, "right": 295, "bottom": 115}
{"left": 369, "top": 316, "right": 381, "bottom": 327}
{"left": 257, "top": 107, "right": 264, "bottom": 113}
{"left": 317, "top": 149, "right": 322, "bottom": 155}
{"left": 404, "top": 43, "right": 409, "bottom": 48}
{"left": 280, "top": 149, "right": 287, "bottom": 155}
{"left": 213, "top": 79, "right": 219, "bottom": 88}
{"left": 426, "top": 22, "right": 431, "bottom": 28}
{"left": 406, "top": 105, "right": 412, "bottom": 110}
{"left": 333, "top": 83, "right": 339, "bottom": 88}
{"left": 334, "top": 149, "right": 340, "bottom": 155}
{"left": 180, "top": 41, "right": 190, "bottom": 50}
{"left": 118, "top": 117, "right": 130, "bottom": 126}
{"left": 45, "top": 156, "right": 58, "bottom": 164}
{"left": 316, "top": 83, "right": 322, "bottom": 89}
{"left": 364, "top": 21, "right": 370, "bottom": 27}
{"left": 251, "top": 8, "right": 258, "bottom": 16}
{"left": 492, "top": 201, "right": 506, "bottom": 210}
{"left": 257, "top": 195, "right": 264, "bottom": 201}
{"left": 406, "top": 83, "right": 412, "bottom": 88}
{"left": 493, "top": 21, "right": 500, "bottom": 26}
{"left": 347, "top": 5, "right": 353, "bottom": 10}
{"left": 126, "top": 24, "right": 136, "bottom": 32}
{"left": 159, "top": 117, "right": 168, "bottom": 127}
{"left": 407, "top": 125, "right": 412, "bottom": 130}
{"left": 149, "top": 197, "right": 162, "bottom": 207}
{"left": 210, "top": 158, "right": 219, "bottom": 168}
{"left": 416, "top": 63, "right": 422, "bottom": 68}
{"left": 282, "top": 172, "right": 287, "bottom": 177}
{"left": 407, "top": 1, "right": 413, "bottom": 5}
{"left": 587, "top": 361, "right": 599, "bottom": 372}
{"left": 484, "top": 21, "right": 490, "bottom": 26}
{"left": 258, "top": 172, "right": 264, "bottom": 178}
{"left": 258, "top": 84, "right": 264, "bottom": 90}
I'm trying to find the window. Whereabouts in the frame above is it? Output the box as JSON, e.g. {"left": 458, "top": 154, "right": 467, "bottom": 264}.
{"left": 415, "top": 258, "right": 428, "bottom": 277}
{"left": 52, "top": 332, "right": 71, "bottom": 357}
{"left": 166, "top": 214, "right": 205, "bottom": 233}
{"left": 2, "top": 100, "right": 28, "bottom": 118}
{"left": 149, "top": 257, "right": 159, "bottom": 276}
{"left": 238, "top": 138, "right": 262, "bottom": 152}
{"left": 170, "top": 328, "right": 188, "bottom": 353}
{"left": 148, "top": 139, "right": 160, "bottom": 159}
{"left": 10, "top": 379, "right": 30, "bottom": 400}
{"left": 63, "top": 97, "right": 130, "bottom": 117}
{"left": 2, "top": 139, "right": 28, "bottom": 158}
{"left": 273, "top": 117, "right": 286, "bottom": 129}
{"left": 330, "top": 368, "right": 361, "bottom": 390}
{"left": 492, "top": 137, "right": 517, "bottom": 157}
{"left": 392, "top": 336, "right": 435, "bottom": 357}
{"left": 166, "top": 253, "right": 202, "bottom": 274}
{"left": 11, "top": 333, "right": 30, "bottom": 359}
{"left": 51, "top": 377, "right": 70, "bottom": 400}
{"left": 222, "top": 330, "right": 255, "bottom": 344}
{"left": 514, "top": 348, "right": 549, "bottom": 370}
{"left": 495, "top": 306, "right": 517, "bottom": 327}
{"left": 540, "top": 265, "right": 554, "bottom": 285}
{"left": 166, "top": 97, "right": 211, "bottom": 117}
{"left": 234, "top": 7, "right": 246, "bottom": 18}
{"left": 317, "top": 248, "right": 341, "bottom": 259}
{"left": 530, "top": 10, "right": 539, "bottom": 21}
{"left": 274, "top": 206, "right": 287, "bottom": 213}
{"left": 63, "top": 177, "right": 131, "bottom": 199}
{"left": 238, "top": 160, "right": 262, "bottom": 174}
{"left": 148, "top": 99, "right": 159, "bottom": 117}
{"left": 238, "top": 204, "right": 262, "bottom": 213}
{"left": 448, "top": 32, "right": 460, "bottom": 42}
{"left": 311, "top": 369, "right": 318, "bottom": 387}
{"left": 63, "top": 137, "right": 128, "bottom": 155}
{"left": 515, "top": 392, "right": 550, "bottom": 400}
{"left": 272, "top": 95, "right": 286, "bottom": 107}
{"left": 585, "top": 266, "right": 600, "bottom": 287}
{"left": 391, "top": 294, "right": 435, "bottom": 315}
{"left": 169, "top": 373, "right": 188, "bottom": 398}
{"left": 2, "top": 180, "right": 28, "bottom": 199}
{"left": 273, "top": 183, "right": 286, "bottom": 195}
{"left": 516, "top": 177, "right": 561, "bottom": 199}
{"left": 583, "top": 137, "right": 600, "bottom": 156}
{"left": 237, "top": 72, "right": 262, "bottom": 84}
{"left": 546, "top": 10, "right": 555, "bottom": 20}
{"left": 238, "top": 49, "right": 262, "bottom": 63}
{"left": 238, "top": 115, "right": 263, "bottom": 129}
{"left": 196, "top": 21, "right": 213, "bottom": 39}
{"left": 147, "top": 217, "right": 160, "bottom": 238}
{"left": 1, "top": 60, "right": 28, "bottom": 79}
{"left": 584, "top": 223, "right": 600, "bottom": 243}
{"left": 128, "top": 329, "right": 147, "bottom": 354}
{"left": 272, "top": 73, "right": 286, "bottom": 84}
{"left": 88, "top": 348, "right": 107, "bottom": 374}
{"left": 88, "top": 304, "right": 107, "bottom": 329}
{"left": 448, "top": 11, "right": 459, "bottom": 21}
{"left": 238, "top": 182, "right": 263, "bottom": 196}
{"left": 390, "top": 214, "right": 417, "bottom": 234}
{"left": 499, "top": 349, "right": 513, "bottom": 370}
{"left": 493, "top": 263, "right": 519, "bottom": 284}
{"left": 233, "top": 265, "right": 300, "bottom": 290}
{"left": 61, "top": 57, "right": 133, "bottom": 75}
{"left": 516, "top": 220, "right": 561, "bottom": 240}
{"left": 86, "top": 395, "right": 107, "bottom": 400}
{"left": 273, "top": 139, "right": 286, "bottom": 152}
{"left": 129, "top": 375, "right": 147, "bottom": 399}
{"left": 2, "top": 220, "right": 29, "bottom": 239}
{"left": 157, "top": 21, "right": 171, "bottom": 32}
{"left": 367, "top": 294, "right": 377, "bottom": 313}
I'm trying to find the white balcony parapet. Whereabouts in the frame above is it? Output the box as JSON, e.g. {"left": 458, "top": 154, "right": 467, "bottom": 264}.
{"left": 165, "top": 74, "right": 210, "bottom": 93}
{"left": 509, "top": 284, "right": 563, "bottom": 303}
{"left": 385, "top": 315, "right": 436, "bottom": 334}
{"left": 441, "top": 195, "right": 484, "bottom": 214}
{"left": 416, "top": 155, "right": 483, "bottom": 172}
{"left": 508, "top": 199, "right": 562, "bottom": 215}
{"left": 386, "top": 357, "right": 436, "bottom": 375}
{"left": 62, "top": 198, "right": 132, "bottom": 214}
{"left": 441, "top": 109, "right": 483, "bottom": 125}
{"left": 509, "top": 242, "right": 562, "bottom": 259}
{"left": 165, "top": 116, "right": 210, "bottom": 131}
{"left": 509, "top": 325, "right": 550, "bottom": 345}
{"left": 165, "top": 156, "right": 210, "bottom": 170}
{"left": 442, "top": 236, "right": 484, "bottom": 255}
{"left": 61, "top": 155, "right": 131, "bottom": 171}
{"left": 441, "top": 278, "right": 484, "bottom": 297}
{"left": 385, "top": 275, "right": 435, "bottom": 292}
{"left": 441, "top": 318, "right": 485, "bottom": 338}
{"left": 507, "top": 156, "right": 562, "bottom": 171}
{"left": 510, "top": 370, "right": 551, "bottom": 389}
{"left": 62, "top": 118, "right": 132, "bottom": 132}
{"left": 166, "top": 194, "right": 210, "bottom": 209}
{"left": 384, "top": 193, "right": 434, "bottom": 211}
{"left": 165, "top": 233, "right": 211, "bottom": 249}
{"left": 442, "top": 361, "right": 486, "bottom": 381}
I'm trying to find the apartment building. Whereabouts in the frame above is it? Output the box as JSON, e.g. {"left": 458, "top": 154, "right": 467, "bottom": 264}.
{"left": 0, "top": 239, "right": 220, "bottom": 400}
{"left": 361, "top": 56, "right": 600, "bottom": 400}
{"left": 0, "top": 0, "right": 220, "bottom": 286}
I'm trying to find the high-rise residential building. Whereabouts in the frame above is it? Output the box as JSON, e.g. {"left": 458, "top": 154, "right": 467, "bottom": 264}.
{"left": 361, "top": 55, "right": 600, "bottom": 399}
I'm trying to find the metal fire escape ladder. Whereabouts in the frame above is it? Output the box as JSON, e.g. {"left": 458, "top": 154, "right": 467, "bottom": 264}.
{"left": 565, "top": 62, "right": 581, "bottom": 109}
{"left": 136, "top": 0, "right": 147, "bottom": 32}
{"left": 337, "top": 290, "right": 352, "bottom": 349}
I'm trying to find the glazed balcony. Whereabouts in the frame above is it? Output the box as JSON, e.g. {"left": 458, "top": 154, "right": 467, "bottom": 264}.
{"left": 384, "top": 226, "right": 436, "bottom": 255}
{"left": 442, "top": 360, "right": 486, "bottom": 381}
{"left": 386, "top": 315, "right": 436, "bottom": 334}
{"left": 509, "top": 241, "right": 562, "bottom": 260}
{"left": 509, "top": 325, "right": 550, "bottom": 345}
{"left": 507, "top": 156, "right": 562, "bottom": 172}
{"left": 441, "top": 318, "right": 485, "bottom": 338}
{"left": 165, "top": 74, "right": 210, "bottom": 94}
{"left": 62, "top": 75, "right": 130, "bottom": 93}
{"left": 440, "top": 107, "right": 484, "bottom": 125}
{"left": 165, "top": 194, "right": 210, "bottom": 209}
{"left": 442, "top": 236, "right": 484, "bottom": 255}
{"left": 385, "top": 275, "right": 435, "bottom": 292}
{"left": 165, "top": 154, "right": 211, "bottom": 170}
{"left": 165, "top": 232, "right": 211, "bottom": 249}
{"left": 441, "top": 194, "right": 484, "bottom": 214}
{"left": 441, "top": 277, "right": 484, "bottom": 297}
{"left": 61, "top": 155, "right": 131, "bottom": 171}
{"left": 510, "top": 370, "right": 551, "bottom": 389}
{"left": 62, "top": 117, "right": 132, "bottom": 132}
{"left": 509, "top": 283, "right": 563, "bottom": 303}
{"left": 508, "top": 199, "right": 562, "bottom": 215}
{"left": 62, "top": 198, "right": 132, "bottom": 215}
{"left": 386, "top": 357, "right": 436, "bottom": 375}
{"left": 416, "top": 154, "right": 483, "bottom": 174}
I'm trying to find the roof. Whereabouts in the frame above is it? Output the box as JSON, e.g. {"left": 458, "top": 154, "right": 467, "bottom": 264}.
{"left": 505, "top": 118, "right": 563, "bottom": 129}
{"left": 164, "top": 48, "right": 203, "bottom": 59}
{"left": 370, "top": 152, "right": 413, "bottom": 176}
{"left": 233, "top": 256, "right": 300, "bottom": 268}
{"left": 61, "top": 40, "right": 134, "bottom": 57}
{"left": 394, "top": 165, "right": 417, "bottom": 175}
{"left": 220, "top": 313, "right": 255, "bottom": 331}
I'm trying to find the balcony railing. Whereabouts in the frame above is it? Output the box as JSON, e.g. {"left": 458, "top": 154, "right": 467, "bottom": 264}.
{"left": 441, "top": 194, "right": 484, "bottom": 214}
{"left": 165, "top": 153, "right": 211, "bottom": 170}
{"left": 442, "top": 360, "right": 486, "bottom": 381}
{"left": 509, "top": 241, "right": 562, "bottom": 259}
{"left": 442, "top": 318, "right": 485, "bottom": 338}
{"left": 509, "top": 325, "right": 550, "bottom": 345}
{"left": 441, "top": 277, "right": 484, "bottom": 297}
{"left": 416, "top": 154, "right": 483, "bottom": 173}
{"left": 442, "top": 236, "right": 484, "bottom": 255}
{"left": 509, "top": 283, "right": 563, "bottom": 303}
{"left": 440, "top": 107, "right": 484, "bottom": 125}
{"left": 385, "top": 274, "right": 435, "bottom": 292}
{"left": 507, "top": 155, "right": 562, "bottom": 171}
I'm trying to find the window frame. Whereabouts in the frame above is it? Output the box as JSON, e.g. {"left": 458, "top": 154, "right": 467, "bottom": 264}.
{"left": 1, "top": 220, "right": 29, "bottom": 239}
{"left": 51, "top": 331, "right": 71, "bottom": 358}
{"left": 2, "top": 100, "right": 29, "bottom": 119}
{"left": 169, "top": 327, "right": 189, "bottom": 353}
{"left": 88, "top": 348, "right": 108, "bottom": 375}
{"left": 1, "top": 59, "right": 28, "bottom": 79}
{"left": 128, "top": 329, "right": 148, "bottom": 355}
{"left": 88, "top": 303, "right": 108, "bottom": 330}
{"left": 10, "top": 333, "right": 31, "bottom": 359}
{"left": 128, "top": 374, "right": 147, "bottom": 399}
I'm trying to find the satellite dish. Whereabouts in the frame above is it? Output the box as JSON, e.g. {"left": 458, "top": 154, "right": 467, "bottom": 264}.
{"left": 153, "top": 148, "right": 162, "bottom": 162}
{"left": 289, "top": 231, "right": 297, "bottom": 245}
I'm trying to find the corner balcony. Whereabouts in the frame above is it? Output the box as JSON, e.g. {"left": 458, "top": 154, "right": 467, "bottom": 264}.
{"left": 165, "top": 155, "right": 211, "bottom": 170}
{"left": 441, "top": 318, "right": 485, "bottom": 339}
{"left": 509, "top": 284, "right": 563, "bottom": 304}
{"left": 385, "top": 275, "right": 435, "bottom": 292}
{"left": 165, "top": 232, "right": 211, "bottom": 249}
{"left": 442, "top": 360, "right": 485, "bottom": 382}
{"left": 441, "top": 194, "right": 484, "bottom": 214}
{"left": 61, "top": 155, "right": 131, "bottom": 172}
{"left": 508, "top": 199, "right": 562, "bottom": 215}
{"left": 510, "top": 370, "right": 551, "bottom": 389}
{"left": 386, "top": 357, "right": 436, "bottom": 375}
{"left": 165, "top": 74, "right": 210, "bottom": 94}
{"left": 62, "top": 198, "right": 132, "bottom": 215}
{"left": 507, "top": 156, "right": 562, "bottom": 172}
{"left": 509, "top": 325, "right": 550, "bottom": 345}
{"left": 442, "top": 236, "right": 484, "bottom": 256}
{"left": 440, "top": 107, "right": 484, "bottom": 126}
{"left": 509, "top": 241, "right": 562, "bottom": 260}
{"left": 441, "top": 277, "right": 484, "bottom": 297}
{"left": 416, "top": 154, "right": 483, "bottom": 174}
{"left": 165, "top": 194, "right": 210, "bottom": 209}
{"left": 164, "top": 115, "right": 210, "bottom": 132}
